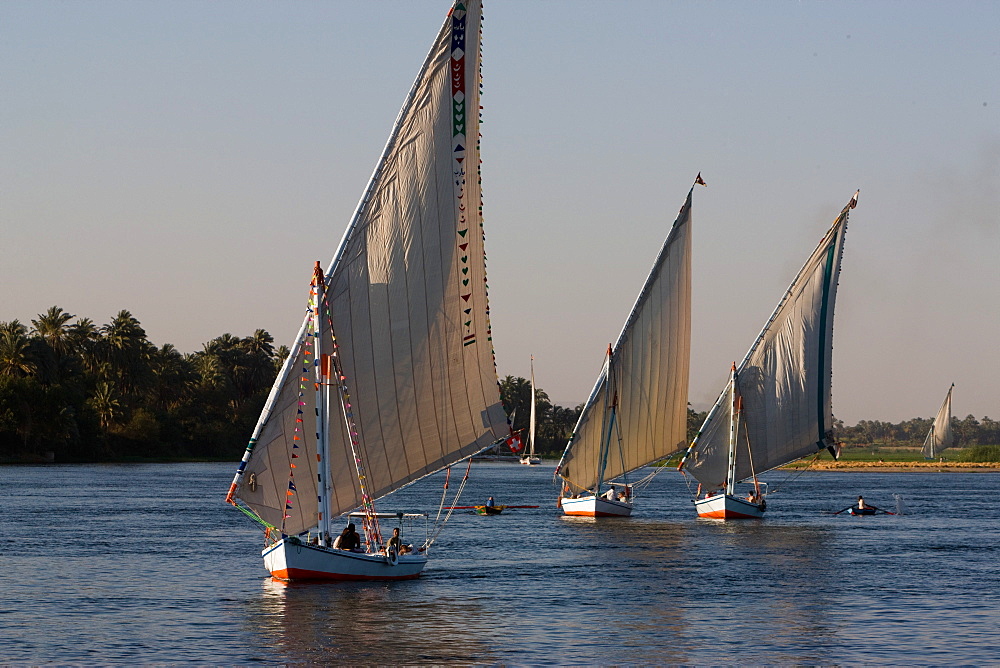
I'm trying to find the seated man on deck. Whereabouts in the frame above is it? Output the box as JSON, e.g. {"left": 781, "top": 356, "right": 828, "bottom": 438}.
{"left": 386, "top": 527, "right": 412, "bottom": 556}
{"left": 333, "top": 523, "right": 364, "bottom": 552}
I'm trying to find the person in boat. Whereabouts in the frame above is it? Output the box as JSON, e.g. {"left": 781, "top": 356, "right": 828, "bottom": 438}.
{"left": 604, "top": 487, "right": 616, "bottom": 501}
{"left": 746, "top": 491, "right": 757, "bottom": 504}
{"left": 334, "top": 523, "right": 363, "bottom": 552}
{"left": 486, "top": 496, "right": 495, "bottom": 508}
{"left": 386, "top": 527, "right": 412, "bottom": 557}
{"left": 857, "top": 495, "right": 866, "bottom": 510}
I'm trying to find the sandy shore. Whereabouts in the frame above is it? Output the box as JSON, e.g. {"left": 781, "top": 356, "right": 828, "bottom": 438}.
{"left": 788, "top": 461, "right": 1000, "bottom": 473}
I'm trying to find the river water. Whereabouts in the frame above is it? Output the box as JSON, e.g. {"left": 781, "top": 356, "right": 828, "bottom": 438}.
{"left": 2, "top": 461, "right": 998, "bottom": 664}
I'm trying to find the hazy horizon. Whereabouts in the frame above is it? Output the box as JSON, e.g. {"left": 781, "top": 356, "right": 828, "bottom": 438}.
{"left": 3, "top": 1, "right": 997, "bottom": 425}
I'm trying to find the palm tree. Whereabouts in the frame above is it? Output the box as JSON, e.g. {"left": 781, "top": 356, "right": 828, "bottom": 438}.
{"left": 148, "top": 344, "right": 196, "bottom": 411}
{"left": 241, "top": 329, "right": 276, "bottom": 401}
{"left": 499, "top": 375, "right": 534, "bottom": 432}
{"left": 89, "top": 381, "right": 121, "bottom": 430}
{"left": 100, "top": 310, "right": 153, "bottom": 399}
{"left": 68, "top": 317, "right": 100, "bottom": 371}
{"left": 0, "top": 321, "right": 36, "bottom": 377}
{"left": 31, "top": 306, "right": 75, "bottom": 357}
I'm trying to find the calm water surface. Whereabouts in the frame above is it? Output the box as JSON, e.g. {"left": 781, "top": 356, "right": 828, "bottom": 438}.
{"left": 1, "top": 462, "right": 998, "bottom": 664}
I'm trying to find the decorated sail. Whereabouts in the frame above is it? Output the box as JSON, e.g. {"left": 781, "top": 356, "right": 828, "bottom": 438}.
{"left": 680, "top": 193, "right": 856, "bottom": 489}
{"left": 557, "top": 188, "right": 693, "bottom": 493}
{"left": 228, "top": 0, "right": 506, "bottom": 535}
{"left": 922, "top": 384, "right": 954, "bottom": 458}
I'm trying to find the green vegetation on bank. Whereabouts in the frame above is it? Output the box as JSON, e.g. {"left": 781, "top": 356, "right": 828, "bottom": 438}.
{"left": 3, "top": 306, "right": 998, "bottom": 464}
{"left": 1, "top": 307, "right": 282, "bottom": 463}
{"left": 954, "top": 444, "right": 1000, "bottom": 463}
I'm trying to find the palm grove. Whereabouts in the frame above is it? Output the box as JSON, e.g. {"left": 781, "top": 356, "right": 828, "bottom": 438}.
{"left": 0, "top": 306, "right": 590, "bottom": 463}
{"left": 2, "top": 307, "right": 997, "bottom": 462}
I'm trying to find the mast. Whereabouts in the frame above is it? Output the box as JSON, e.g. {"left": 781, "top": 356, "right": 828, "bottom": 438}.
{"left": 529, "top": 355, "right": 536, "bottom": 458}
{"left": 312, "top": 262, "right": 333, "bottom": 544}
{"left": 594, "top": 345, "right": 616, "bottom": 494}
{"left": 725, "top": 366, "right": 738, "bottom": 495}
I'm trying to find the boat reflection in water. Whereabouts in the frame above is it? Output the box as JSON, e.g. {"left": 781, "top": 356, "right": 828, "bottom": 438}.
{"left": 250, "top": 578, "right": 496, "bottom": 664}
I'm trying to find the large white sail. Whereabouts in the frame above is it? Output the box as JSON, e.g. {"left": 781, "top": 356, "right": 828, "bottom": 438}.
{"left": 681, "top": 193, "right": 856, "bottom": 490}
{"left": 228, "top": 0, "right": 506, "bottom": 536}
{"left": 922, "top": 384, "right": 954, "bottom": 458}
{"left": 557, "top": 187, "right": 693, "bottom": 493}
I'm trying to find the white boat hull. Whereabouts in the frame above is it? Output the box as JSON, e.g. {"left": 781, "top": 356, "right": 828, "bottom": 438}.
{"left": 263, "top": 538, "right": 428, "bottom": 581}
{"left": 561, "top": 495, "right": 633, "bottom": 517}
{"left": 520, "top": 456, "right": 541, "bottom": 465}
{"left": 695, "top": 494, "right": 765, "bottom": 519}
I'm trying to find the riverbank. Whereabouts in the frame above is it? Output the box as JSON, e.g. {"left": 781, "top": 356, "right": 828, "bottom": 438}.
{"left": 786, "top": 460, "right": 1000, "bottom": 472}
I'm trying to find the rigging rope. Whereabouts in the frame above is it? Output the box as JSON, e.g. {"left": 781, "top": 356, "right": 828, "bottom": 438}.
{"left": 768, "top": 451, "right": 823, "bottom": 494}
{"left": 434, "top": 465, "right": 452, "bottom": 524}
{"left": 426, "top": 456, "right": 474, "bottom": 550}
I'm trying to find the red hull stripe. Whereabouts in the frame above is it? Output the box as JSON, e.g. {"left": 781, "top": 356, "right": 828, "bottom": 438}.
{"left": 271, "top": 567, "right": 422, "bottom": 582}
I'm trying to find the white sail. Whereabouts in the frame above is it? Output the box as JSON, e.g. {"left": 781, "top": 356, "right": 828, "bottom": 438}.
{"left": 680, "top": 193, "right": 856, "bottom": 490}
{"left": 557, "top": 187, "right": 693, "bottom": 493}
{"left": 228, "top": 0, "right": 506, "bottom": 536}
{"left": 922, "top": 384, "right": 954, "bottom": 458}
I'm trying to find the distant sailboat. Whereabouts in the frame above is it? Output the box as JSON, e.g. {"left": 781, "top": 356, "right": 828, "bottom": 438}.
{"left": 556, "top": 181, "right": 696, "bottom": 517}
{"left": 922, "top": 384, "right": 954, "bottom": 459}
{"left": 225, "top": 0, "right": 508, "bottom": 580}
{"left": 678, "top": 191, "right": 859, "bottom": 519}
{"left": 521, "top": 356, "right": 541, "bottom": 465}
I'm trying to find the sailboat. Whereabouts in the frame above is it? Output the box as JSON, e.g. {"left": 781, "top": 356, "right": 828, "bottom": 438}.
{"left": 678, "top": 191, "right": 859, "bottom": 519}
{"left": 225, "top": 0, "right": 508, "bottom": 581}
{"left": 555, "top": 180, "right": 696, "bottom": 517}
{"left": 922, "top": 384, "right": 954, "bottom": 459}
{"left": 520, "top": 356, "right": 541, "bottom": 465}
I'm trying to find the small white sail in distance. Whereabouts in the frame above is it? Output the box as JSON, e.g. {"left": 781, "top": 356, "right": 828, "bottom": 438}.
{"left": 922, "top": 384, "right": 954, "bottom": 459}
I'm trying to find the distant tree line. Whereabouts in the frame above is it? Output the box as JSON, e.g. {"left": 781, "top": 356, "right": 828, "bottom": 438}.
{"left": 2, "top": 307, "right": 996, "bottom": 463}
{"left": 0, "top": 307, "right": 284, "bottom": 462}
{"left": 833, "top": 415, "right": 1000, "bottom": 448}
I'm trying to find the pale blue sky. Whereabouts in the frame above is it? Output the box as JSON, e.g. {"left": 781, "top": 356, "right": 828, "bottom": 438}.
{"left": 2, "top": 1, "right": 998, "bottom": 424}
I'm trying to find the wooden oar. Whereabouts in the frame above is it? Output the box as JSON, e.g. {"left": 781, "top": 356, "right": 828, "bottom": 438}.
{"left": 868, "top": 505, "right": 896, "bottom": 515}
